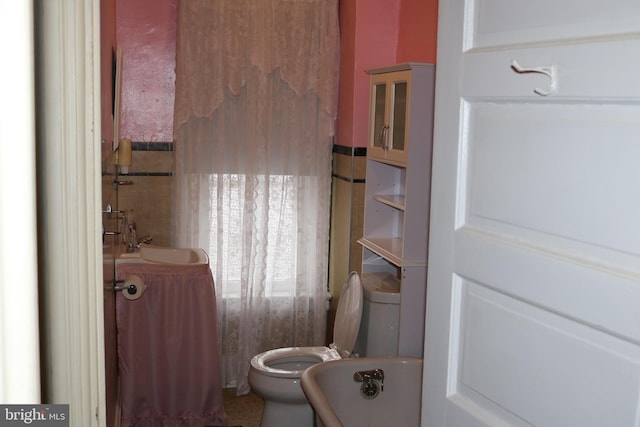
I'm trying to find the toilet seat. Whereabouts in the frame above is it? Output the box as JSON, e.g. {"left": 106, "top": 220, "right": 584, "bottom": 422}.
{"left": 250, "top": 272, "right": 364, "bottom": 379}
{"left": 331, "top": 271, "right": 364, "bottom": 358}
{"left": 251, "top": 346, "right": 341, "bottom": 378}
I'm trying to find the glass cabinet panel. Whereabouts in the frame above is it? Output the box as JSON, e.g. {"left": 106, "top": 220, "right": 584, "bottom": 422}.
{"left": 391, "top": 82, "right": 407, "bottom": 151}
{"left": 367, "top": 70, "right": 411, "bottom": 165}
{"left": 373, "top": 83, "right": 387, "bottom": 149}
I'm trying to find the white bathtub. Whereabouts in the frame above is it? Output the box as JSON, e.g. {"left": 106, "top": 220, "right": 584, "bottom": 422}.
{"left": 301, "top": 356, "right": 423, "bottom": 427}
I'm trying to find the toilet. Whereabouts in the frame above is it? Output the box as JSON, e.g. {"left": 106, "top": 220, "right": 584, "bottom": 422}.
{"left": 249, "top": 271, "right": 374, "bottom": 427}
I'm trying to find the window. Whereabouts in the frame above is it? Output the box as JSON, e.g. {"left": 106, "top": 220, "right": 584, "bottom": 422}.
{"left": 208, "top": 173, "right": 299, "bottom": 298}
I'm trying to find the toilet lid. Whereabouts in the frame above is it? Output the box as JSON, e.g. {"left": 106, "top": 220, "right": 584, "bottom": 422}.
{"left": 332, "top": 271, "right": 363, "bottom": 357}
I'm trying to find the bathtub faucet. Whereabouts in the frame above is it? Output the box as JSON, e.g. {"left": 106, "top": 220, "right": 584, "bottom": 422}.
{"left": 353, "top": 368, "right": 384, "bottom": 391}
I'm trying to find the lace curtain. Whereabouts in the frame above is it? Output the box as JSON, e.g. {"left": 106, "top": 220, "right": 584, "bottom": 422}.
{"left": 172, "top": 0, "right": 339, "bottom": 394}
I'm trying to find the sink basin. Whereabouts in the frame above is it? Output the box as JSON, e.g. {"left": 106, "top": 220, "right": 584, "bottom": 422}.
{"left": 119, "top": 245, "right": 209, "bottom": 265}
{"left": 140, "top": 245, "right": 208, "bottom": 264}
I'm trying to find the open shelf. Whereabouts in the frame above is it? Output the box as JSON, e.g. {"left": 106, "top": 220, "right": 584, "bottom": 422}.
{"left": 358, "top": 237, "right": 426, "bottom": 267}
{"left": 373, "top": 195, "right": 405, "bottom": 211}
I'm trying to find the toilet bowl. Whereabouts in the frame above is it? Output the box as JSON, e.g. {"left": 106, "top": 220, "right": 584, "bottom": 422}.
{"left": 248, "top": 271, "right": 364, "bottom": 427}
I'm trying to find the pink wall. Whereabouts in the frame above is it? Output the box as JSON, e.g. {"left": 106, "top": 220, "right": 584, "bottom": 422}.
{"left": 397, "top": 0, "right": 439, "bottom": 64}
{"left": 114, "top": 0, "right": 438, "bottom": 147}
{"left": 117, "top": 0, "right": 177, "bottom": 142}
{"left": 336, "top": 0, "right": 400, "bottom": 148}
{"left": 336, "top": 0, "right": 439, "bottom": 148}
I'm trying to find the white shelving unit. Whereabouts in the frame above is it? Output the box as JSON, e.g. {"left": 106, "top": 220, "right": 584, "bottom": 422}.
{"left": 358, "top": 63, "right": 435, "bottom": 357}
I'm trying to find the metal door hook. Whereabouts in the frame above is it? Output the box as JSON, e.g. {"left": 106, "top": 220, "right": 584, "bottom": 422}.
{"left": 511, "top": 60, "right": 557, "bottom": 96}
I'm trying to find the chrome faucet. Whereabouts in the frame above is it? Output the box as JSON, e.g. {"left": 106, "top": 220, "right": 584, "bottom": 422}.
{"left": 353, "top": 368, "right": 384, "bottom": 391}
{"left": 127, "top": 234, "right": 153, "bottom": 252}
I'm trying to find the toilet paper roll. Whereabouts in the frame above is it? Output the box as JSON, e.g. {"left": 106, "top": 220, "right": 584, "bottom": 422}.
{"left": 121, "top": 274, "right": 147, "bottom": 301}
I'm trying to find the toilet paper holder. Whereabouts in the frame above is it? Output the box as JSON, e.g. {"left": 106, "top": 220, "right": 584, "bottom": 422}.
{"left": 110, "top": 275, "right": 147, "bottom": 300}
{"left": 113, "top": 279, "right": 139, "bottom": 295}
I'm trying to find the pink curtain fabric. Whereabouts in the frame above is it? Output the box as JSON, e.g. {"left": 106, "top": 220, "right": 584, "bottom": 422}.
{"left": 173, "top": 0, "right": 340, "bottom": 131}
{"left": 172, "top": 0, "right": 339, "bottom": 393}
{"left": 116, "top": 263, "right": 226, "bottom": 427}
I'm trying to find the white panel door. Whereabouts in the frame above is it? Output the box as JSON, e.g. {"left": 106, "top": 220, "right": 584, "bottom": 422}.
{"left": 423, "top": 1, "right": 640, "bottom": 426}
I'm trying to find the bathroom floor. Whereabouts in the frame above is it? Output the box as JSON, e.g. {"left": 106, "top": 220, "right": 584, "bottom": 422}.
{"left": 222, "top": 388, "right": 264, "bottom": 427}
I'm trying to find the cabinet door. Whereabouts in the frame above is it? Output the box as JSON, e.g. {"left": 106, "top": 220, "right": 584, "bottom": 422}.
{"left": 369, "top": 77, "right": 388, "bottom": 157}
{"left": 388, "top": 74, "right": 408, "bottom": 156}
{"left": 368, "top": 71, "right": 411, "bottom": 165}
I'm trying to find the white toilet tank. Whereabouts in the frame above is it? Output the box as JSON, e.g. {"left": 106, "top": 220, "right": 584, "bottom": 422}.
{"left": 354, "top": 272, "right": 400, "bottom": 357}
